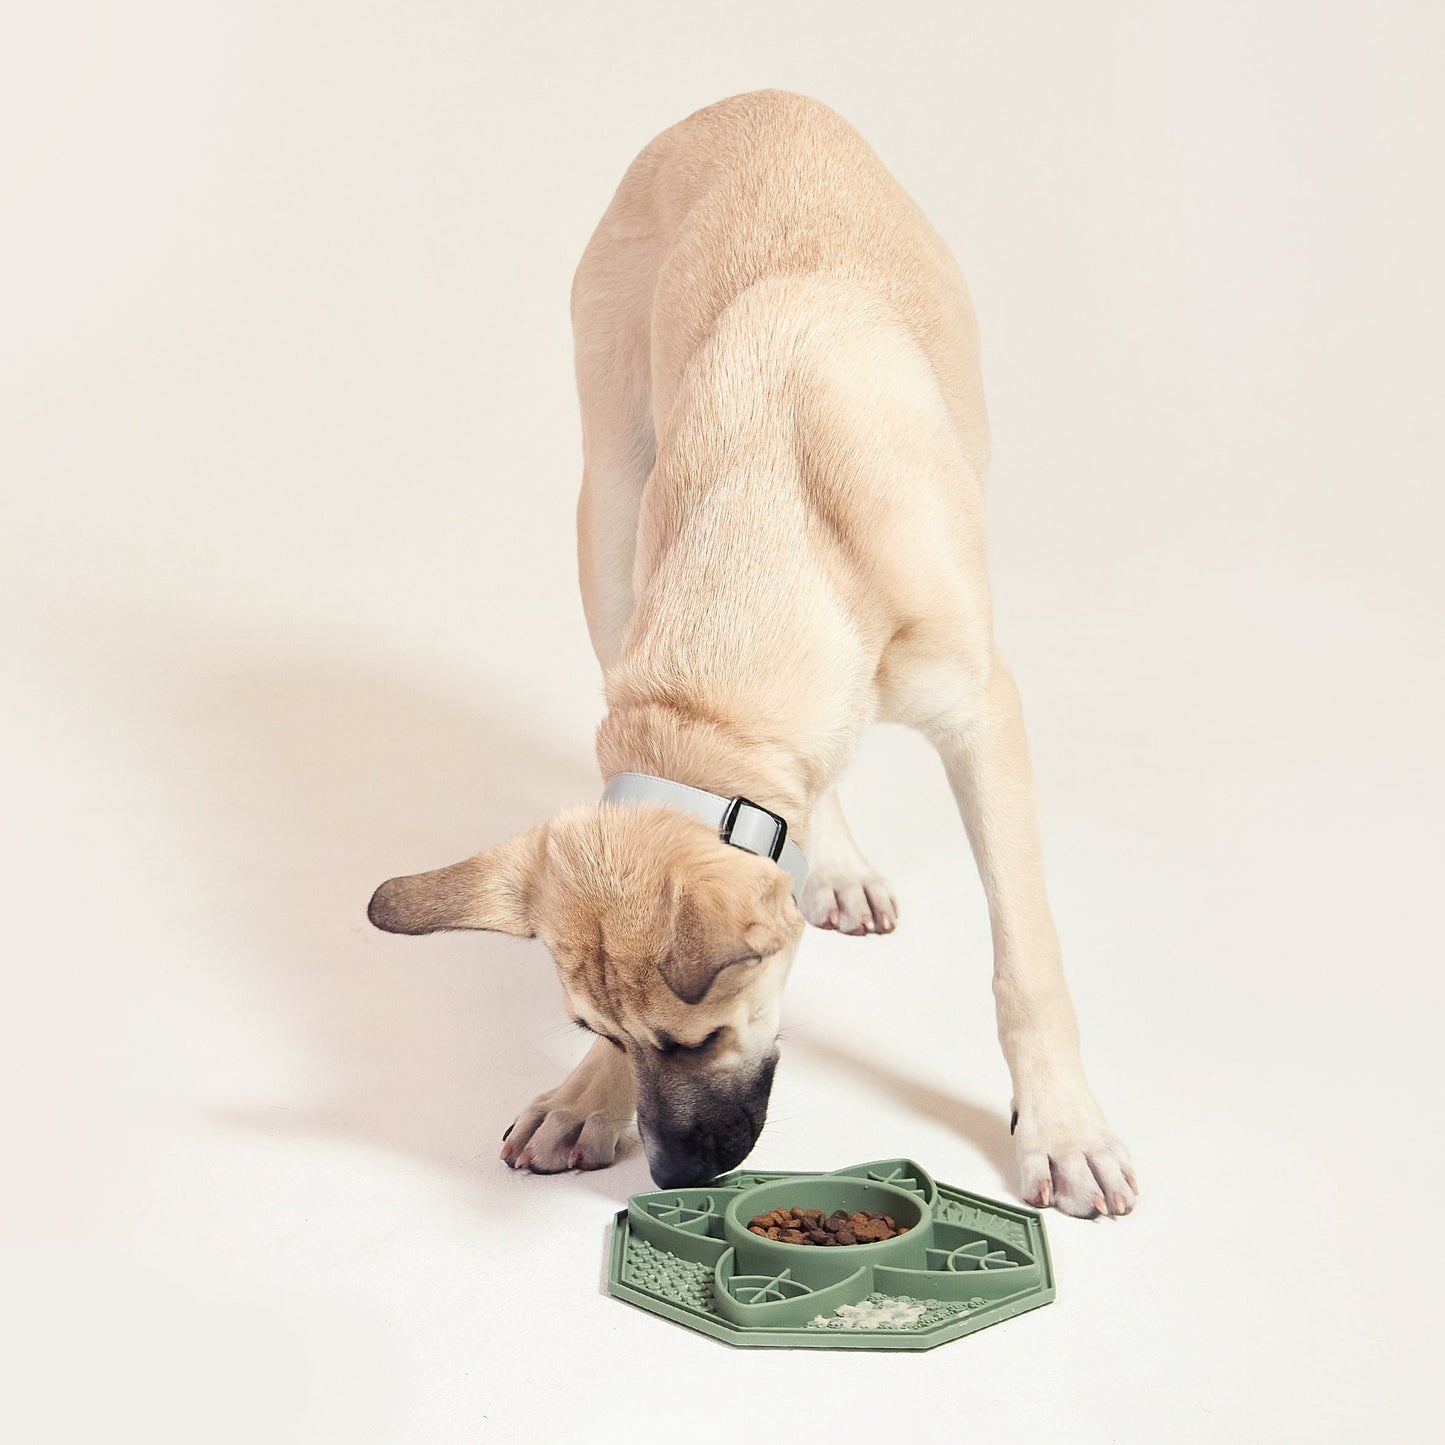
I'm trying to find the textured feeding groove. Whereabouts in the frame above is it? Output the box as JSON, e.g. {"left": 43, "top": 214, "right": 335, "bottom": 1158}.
{"left": 620, "top": 1239, "right": 717, "bottom": 1314}
{"left": 726, "top": 1269, "right": 811, "bottom": 1305}
{"left": 862, "top": 1165, "right": 925, "bottom": 1194}
{"left": 927, "top": 1239, "right": 1024, "bottom": 1272}
{"left": 641, "top": 1194, "right": 727, "bottom": 1232}
{"left": 933, "top": 1197, "right": 1031, "bottom": 1248}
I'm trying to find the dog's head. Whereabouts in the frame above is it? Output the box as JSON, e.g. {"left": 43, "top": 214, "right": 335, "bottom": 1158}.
{"left": 367, "top": 805, "right": 803, "bottom": 1187}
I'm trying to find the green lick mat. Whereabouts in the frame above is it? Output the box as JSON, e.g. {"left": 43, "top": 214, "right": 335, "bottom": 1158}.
{"left": 607, "top": 1157, "right": 1054, "bottom": 1350}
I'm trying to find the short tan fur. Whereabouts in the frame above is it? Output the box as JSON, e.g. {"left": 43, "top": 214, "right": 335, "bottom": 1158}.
{"left": 370, "top": 92, "right": 1135, "bottom": 1214}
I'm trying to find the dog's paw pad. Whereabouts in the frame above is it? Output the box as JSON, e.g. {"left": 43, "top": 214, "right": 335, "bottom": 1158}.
{"left": 800, "top": 867, "right": 899, "bottom": 935}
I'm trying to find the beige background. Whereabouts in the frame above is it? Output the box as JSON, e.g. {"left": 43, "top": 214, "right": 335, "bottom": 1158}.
{"left": 4, "top": 2, "right": 1442, "bottom": 1441}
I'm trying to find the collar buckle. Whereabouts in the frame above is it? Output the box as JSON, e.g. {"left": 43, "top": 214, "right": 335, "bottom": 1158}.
{"left": 719, "top": 794, "right": 788, "bottom": 862}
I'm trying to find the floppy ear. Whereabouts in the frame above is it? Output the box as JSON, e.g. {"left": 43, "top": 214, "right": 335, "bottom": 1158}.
{"left": 367, "top": 825, "right": 546, "bottom": 937}
{"left": 659, "top": 866, "right": 794, "bottom": 1005}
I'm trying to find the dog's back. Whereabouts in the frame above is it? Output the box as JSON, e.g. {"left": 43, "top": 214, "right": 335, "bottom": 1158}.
{"left": 581, "top": 90, "right": 989, "bottom": 475}
{"left": 575, "top": 90, "right": 989, "bottom": 480}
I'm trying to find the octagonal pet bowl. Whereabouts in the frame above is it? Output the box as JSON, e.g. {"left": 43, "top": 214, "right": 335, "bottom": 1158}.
{"left": 608, "top": 1157, "right": 1053, "bottom": 1350}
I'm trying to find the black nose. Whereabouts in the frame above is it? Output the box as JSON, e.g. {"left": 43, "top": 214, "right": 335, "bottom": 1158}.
{"left": 637, "top": 1052, "right": 778, "bottom": 1189}
{"left": 647, "top": 1155, "right": 718, "bottom": 1190}
{"left": 641, "top": 1107, "right": 765, "bottom": 1189}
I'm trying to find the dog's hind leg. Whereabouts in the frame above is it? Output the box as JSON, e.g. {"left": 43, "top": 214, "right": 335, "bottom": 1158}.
{"left": 576, "top": 422, "right": 653, "bottom": 672}
{"left": 572, "top": 217, "right": 659, "bottom": 673}
{"left": 799, "top": 786, "right": 899, "bottom": 935}
{"left": 924, "top": 654, "right": 1137, "bottom": 1218}
{"left": 501, "top": 1037, "right": 635, "bottom": 1173}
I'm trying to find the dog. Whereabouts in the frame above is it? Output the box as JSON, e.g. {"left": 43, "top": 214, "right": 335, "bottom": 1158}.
{"left": 368, "top": 91, "right": 1136, "bottom": 1217}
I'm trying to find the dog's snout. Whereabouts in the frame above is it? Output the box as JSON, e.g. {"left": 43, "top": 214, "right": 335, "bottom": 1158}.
{"left": 641, "top": 1113, "right": 761, "bottom": 1189}
{"left": 647, "top": 1154, "right": 719, "bottom": 1190}
{"left": 637, "top": 1053, "right": 778, "bottom": 1188}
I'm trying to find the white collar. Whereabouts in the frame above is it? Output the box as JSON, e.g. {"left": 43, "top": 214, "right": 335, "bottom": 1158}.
{"left": 599, "top": 772, "right": 809, "bottom": 902}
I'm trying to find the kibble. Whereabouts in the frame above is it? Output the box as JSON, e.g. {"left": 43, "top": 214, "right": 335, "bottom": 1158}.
{"left": 746, "top": 1207, "right": 910, "bottom": 1245}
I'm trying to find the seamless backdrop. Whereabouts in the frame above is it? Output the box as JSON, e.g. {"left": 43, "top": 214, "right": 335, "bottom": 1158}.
{"left": 3, "top": 3, "right": 1442, "bottom": 1442}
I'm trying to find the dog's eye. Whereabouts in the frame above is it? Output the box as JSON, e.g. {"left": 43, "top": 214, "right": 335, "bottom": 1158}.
{"left": 657, "top": 1028, "right": 723, "bottom": 1055}
{"left": 573, "top": 1017, "right": 626, "bottom": 1051}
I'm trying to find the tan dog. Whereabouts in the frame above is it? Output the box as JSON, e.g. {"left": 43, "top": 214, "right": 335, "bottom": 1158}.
{"left": 369, "top": 91, "right": 1136, "bottom": 1216}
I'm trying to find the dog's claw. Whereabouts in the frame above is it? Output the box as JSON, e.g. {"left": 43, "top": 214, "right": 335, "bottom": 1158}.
{"left": 502, "top": 1104, "right": 623, "bottom": 1174}
{"left": 1015, "top": 1111, "right": 1137, "bottom": 1219}
{"left": 800, "top": 867, "right": 899, "bottom": 935}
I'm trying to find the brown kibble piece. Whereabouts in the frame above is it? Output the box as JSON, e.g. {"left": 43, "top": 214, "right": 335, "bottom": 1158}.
{"left": 747, "top": 1204, "right": 910, "bottom": 1245}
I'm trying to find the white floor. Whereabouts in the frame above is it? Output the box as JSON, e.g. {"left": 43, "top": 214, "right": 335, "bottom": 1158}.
{"left": 4, "top": 5, "right": 1442, "bottom": 1442}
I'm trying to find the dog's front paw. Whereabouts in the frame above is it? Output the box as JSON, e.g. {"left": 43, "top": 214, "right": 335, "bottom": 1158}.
{"left": 800, "top": 866, "right": 899, "bottom": 935}
{"left": 501, "top": 1103, "right": 625, "bottom": 1173}
{"left": 1013, "top": 1104, "right": 1137, "bottom": 1218}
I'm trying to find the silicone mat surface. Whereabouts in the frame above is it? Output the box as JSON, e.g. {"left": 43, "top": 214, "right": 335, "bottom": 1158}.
{"left": 608, "top": 1158, "right": 1054, "bottom": 1350}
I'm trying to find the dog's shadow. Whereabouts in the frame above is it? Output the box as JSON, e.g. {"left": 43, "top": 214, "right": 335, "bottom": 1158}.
{"left": 129, "top": 615, "right": 1013, "bottom": 1206}
{"left": 789, "top": 1033, "right": 1016, "bottom": 1187}
{"left": 133, "top": 622, "right": 647, "bottom": 1205}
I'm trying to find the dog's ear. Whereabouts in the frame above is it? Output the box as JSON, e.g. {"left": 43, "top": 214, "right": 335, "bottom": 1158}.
{"left": 659, "top": 864, "right": 794, "bottom": 1005}
{"left": 367, "top": 825, "right": 546, "bottom": 937}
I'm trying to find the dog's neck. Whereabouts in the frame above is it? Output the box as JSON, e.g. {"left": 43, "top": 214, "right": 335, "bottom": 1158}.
{"left": 595, "top": 697, "right": 814, "bottom": 848}
{"left": 593, "top": 344, "right": 880, "bottom": 846}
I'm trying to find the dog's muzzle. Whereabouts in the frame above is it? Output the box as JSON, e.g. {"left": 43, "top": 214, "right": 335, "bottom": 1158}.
{"left": 636, "top": 1052, "right": 779, "bottom": 1188}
